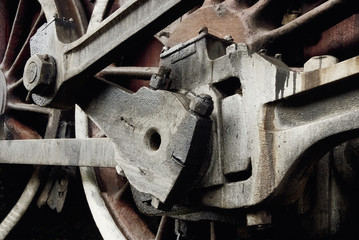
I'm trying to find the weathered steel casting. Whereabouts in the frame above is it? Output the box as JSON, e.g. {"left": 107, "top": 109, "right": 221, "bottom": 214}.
{"left": 160, "top": 33, "right": 359, "bottom": 208}
{"left": 2, "top": 0, "right": 359, "bottom": 239}
{"left": 26, "top": 0, "right": 204, "bottom": 107}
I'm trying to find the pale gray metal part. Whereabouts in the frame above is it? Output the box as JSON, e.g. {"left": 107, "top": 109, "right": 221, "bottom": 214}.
{"left": 0, "top": 70, "right": 6, "bottom": 114}
{"left": 246, "top": 211, "right": 272, "bottom": 227}
{"left": 0, "top": 168, "right": 41, "bottom": 240}
{"left": 78, "top": 83, "right": 212, "bottom": 205}
{"left": 20, "top": 0, "right": 359, "bottom": 214}
{"left": 76, "top": 107, "right": 127, "bottom": 240}
{"left": 99, "top": 66, "right": 159, "bottom": 80}
{"left": 23, "top": 54, "right": 56, "bottom": 94}
{"left": 30, "top": 0, "right": 203, "bottom": 107}
{"left": 149, "top": 74, "right": 166, "bottom": 90}
{"left": 160, "top": 33, "right": 359, "bottom": 208}
{"left": 189, "top": 94, "right": 214, "bottom": 118}
{"left": 304, "top": 55, "right": 339, "bottom": 72}
{"left": 0, "top": 138, "right": 117, "bottom": 167}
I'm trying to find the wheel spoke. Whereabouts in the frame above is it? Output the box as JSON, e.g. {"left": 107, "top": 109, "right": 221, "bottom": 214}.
{"left": 155, "top": 215, "right": 169, "bottom": 240}
{"left": 0, "top": 114, "right": 5, "bottom": 140}
{"left": 1, "top": 0, "right": 27, "bottom": 71}
{"left": 88, "top": 0, "right": 111, "bottom": 32}
{"left": 7, "top": 10, "right": 45, "bottom": 79}
{"left": 5, "top": 117, "right": 41, "bottom": 139}
{"left": 7, "top": 78, "right": 23, "bottom": 92}
{"left": 7, "top": 102, "right": 53, "bottom": 115}
{"left": 210, "top": 222, "right": 216, "bottom": 240}
{"left": 0, "top": 1, "right": 10, "bottom": 65}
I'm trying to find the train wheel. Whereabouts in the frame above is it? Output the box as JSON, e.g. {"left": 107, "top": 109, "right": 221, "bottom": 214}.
{"left": 0, "top": 0, "right": 64, "bottom": 238}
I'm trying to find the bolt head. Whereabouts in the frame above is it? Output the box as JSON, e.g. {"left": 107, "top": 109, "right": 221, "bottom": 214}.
{"left": 198, "top": 27, "right": 208, "bottom": 35}
{"left": 23, "top": 54, "right": 56, "bottom": 93}
{"left": 149, "top": 74, "right": 165, "bottom": 90}
{"left": 190, "top": 94, "right": 214, "bottom": 117}
{"left": 26, "top": 62, "right": 38, "bottom": 83}
{"left": 224, "top": 35, "right": 233, "bottom": 42}
{"left": 161, "top": 46, "right": 170, "bottom": 53}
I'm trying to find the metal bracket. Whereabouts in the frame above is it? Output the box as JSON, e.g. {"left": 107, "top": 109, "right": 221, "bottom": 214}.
{"left": 78, "top": 82, "right": 212, "bottom": 207}
{"left": 160, "top": 33, "right": 359, "bottom": 208}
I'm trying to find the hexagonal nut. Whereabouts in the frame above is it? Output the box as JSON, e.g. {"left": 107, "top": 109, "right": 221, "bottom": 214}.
{"left": 149, "top": 74, "right": 165, "bottom": 90}
{"left": 23, "top": 54, "right": 56, "bottom": 93}
{"left": 190, "top": 94, "right": 214, "bottom": 117}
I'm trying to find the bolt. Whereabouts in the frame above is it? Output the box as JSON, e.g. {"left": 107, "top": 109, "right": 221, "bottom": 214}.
{"left": 26, "top": 62, "right": 38, "bottom": 83}
{"left": 43, "top": 54, "right": 49, "bottom": 61}
{"left": 23, "top": 54, "right": 56, "bottom": 94}
{"left": 226, "top": 43, "right": 237, "bottom": 54}
{"left": 161, "top": 46, "right": 170, "bottom": 53}
{"left": 190, "top": 93, "right": 214, "bottom": 117}
{"left": 274, "top": 53, "right": 282, "bottom": 60}
{"left": 115, "top": 165, "right": 125, "bottom": 176}
{"left": 224, "top": 35, "right": 233, "bottom": 42}
{"left": 258, "top": 49, "right": 267, "bottom": 55}
{"left": 237, "top": 43, "right": 248, "bottom": 52}
{"left": 149, "top": 74, "right": 165, "bottom": 90}
{"left": 198, "top": 26, "right": 208, "bottom": 35}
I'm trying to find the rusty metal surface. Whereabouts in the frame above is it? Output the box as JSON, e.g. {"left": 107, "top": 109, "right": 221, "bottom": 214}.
{"left": 78, "top": 81, "right": 212, "bottom": 204}
{"left": 95, "top": 167, "right": 156, "bottom": 240}
{"left": 304, "top": 14, "right": 359, "bottom": 60}
{"left": 166, "top": 0, "right": 359, "bottom": 66}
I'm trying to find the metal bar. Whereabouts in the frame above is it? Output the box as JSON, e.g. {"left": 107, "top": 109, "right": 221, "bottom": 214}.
{"left": 7, "top": 10, "right": 45, "bottom": 78}
{"left": 249, "top": 0, "right": 359, "bottom": 50}
{"left": 87, "top": 0, "right": 111, "bottom": 32}
{"left": 97, "top": 66, "right": 159, "bottom": 80}
{"left": 0, "top": 138, "right": 117, "bottom": 167}
{"left": 279, "top": 55, "right": 359, "bottom": 100}
{"left": 62, "top": 0, "right": 202, "bottom": 81}
{"left": 1, "top": 0, "right": 26, "bottom": 70}
{"left": 155, "top": 216, "right": 169, "bottom": 240}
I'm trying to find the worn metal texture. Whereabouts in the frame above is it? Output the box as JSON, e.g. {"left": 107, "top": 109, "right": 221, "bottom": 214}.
{"left": 0, "top": 138, "right": 116, "bottom": 167}
{"left": 3, "top": 0, "right": 359, "bottom": 238}
{"left": 94, "top": 168, "right": 156, "bottom": 240}
{"left": 78, "top": 81, "right": 212, "bottom": 206}
{"left": 28, "top": 0, "right": 204, "bottom": 107}
{"left": 160, "top": 33, "right": 359, "bottom": 208}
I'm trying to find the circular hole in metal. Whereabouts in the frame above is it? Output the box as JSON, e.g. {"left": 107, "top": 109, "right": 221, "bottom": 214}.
{"left": 145, "top": 129, "right": 161, "bottom": 151}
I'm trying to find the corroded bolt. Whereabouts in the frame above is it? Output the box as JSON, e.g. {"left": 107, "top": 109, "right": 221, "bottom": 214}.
{"left": 23, "top": 54, "right": 56, "bottom": 94}
{"left": 190, "top": 93, "right": 214, "bottom": 117}
{"left": 149, "top": 74, "right": 165, "bottom": 90}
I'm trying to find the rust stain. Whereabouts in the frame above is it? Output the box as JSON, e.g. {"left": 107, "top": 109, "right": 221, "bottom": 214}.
{"left": 167, "top": 4, "right": 246, "bottom": 47}
{"left": 302, "top": 70, "right": 321, "bottom": 91}
{"left": 96, "top": 167, "right": 155, "bottom": 240}
{"left": 304, "top": 14, "right": 359, "bottom": 60}
{"left": 257, "top": 105, "right": 277, "bottom": 201}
